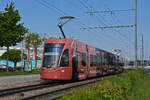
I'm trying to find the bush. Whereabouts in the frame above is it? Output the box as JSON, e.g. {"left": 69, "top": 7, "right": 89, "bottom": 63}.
{"left": 60, "top": 68, "right": 145, "bottom": 100}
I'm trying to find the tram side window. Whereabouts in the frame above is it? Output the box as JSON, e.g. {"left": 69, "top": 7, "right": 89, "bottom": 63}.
{"left": 93, "top": 55, "right": 97, "bottom": 66}
{"left": 117, "top": 56, "right": 119, "bottom": 66}
{"left": 102, "top": 52, "right": 105, "bottom": 65}
{"left": 90, "top": 55, "right": 93, "bottom": 66}
{"left": 108, "top": 54, "right": 111, "bottom": 66}
{"left": 97, "top": 56, "right": 101, "bottom": 67}
{"left": 82, "top": 53, "right": 86, "bottom": 66}
{"left": 113, "top": 56, "right": 116, "bottom": 66}
{"left": 60, "top": 49, "right": 69, "bottom": 67}
{"left": 90, "top": 55, "right": 92, "bottom": 66}
{"left": 105, "top": 53, "right": 109, "bottom": 65}
{"left": 110, "top": 55, "right": 113, "bottom": 66}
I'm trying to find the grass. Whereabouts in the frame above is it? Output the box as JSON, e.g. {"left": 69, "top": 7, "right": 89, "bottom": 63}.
{"left": 128, "top": 74, "right": 150, "bottom": 100}
{"left": 0, "top": 71, "right": 40, "bottom": 76}
{"left": 60, "top": 69, "right": 150, "bottom": 100}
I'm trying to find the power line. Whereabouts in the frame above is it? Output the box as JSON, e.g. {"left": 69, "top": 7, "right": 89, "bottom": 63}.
{"left": 86, "top": 8, "right": 135, "bottom": 15}
{"left": 65, "top": 0, "right": 85, "bottom": 12}
{"left": 35, "top": 0, "right": 108, "bottom": 43}
{"left": 97, "top": 0, "right": 135, "bottom": 60}
{"left": 35, "top": 0, "right": 66, "bottom": 15}
{"left": 80, "top": 25, "right": 135, "bottom": 30}
{"left": 84, "top": 3, "right": 135, "bottom": 45}
{"left": 102, "top": 7, "right": 135, "bottom": 47}
{"left": 35, "top": 0, "right": 134, "bottom": 57}
{"left": 81, "top": 0, "right": 133, "bottom": 37}
{"left": 63, "top": 0, "right": 126, "bottom": 45}
{"left": 35, "top": 0, "right": 91, "bottom": 28}
{"left": 83, "top": 0, "right": 138, "bottom": 67}
{"left": 42, "top": 0, "right": 67, "bottom": 15}
{"left": 80, "top": 0, "right": 134, "bottom": 47}
{"left": 84, "top": 5, "right": 134, "bottom": 41}
{"left": 80, "top": 0, "right": 136, "bottom": 61}
{"left": 78, "top": 0, "right": 90, "bottom": 10}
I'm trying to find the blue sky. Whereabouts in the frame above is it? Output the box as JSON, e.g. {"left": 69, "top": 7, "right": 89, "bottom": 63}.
{"left": 0, "top": 0, "right": 149, "bottom": 60}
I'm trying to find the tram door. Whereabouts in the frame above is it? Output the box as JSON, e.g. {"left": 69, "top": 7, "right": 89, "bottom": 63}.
{"left": 72, "top": 55, "right": 78, "bottom": 80}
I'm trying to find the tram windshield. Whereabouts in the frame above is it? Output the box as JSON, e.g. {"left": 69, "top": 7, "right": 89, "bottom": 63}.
{"left": 43, "top": 43, "right": 64, "bottom": 68}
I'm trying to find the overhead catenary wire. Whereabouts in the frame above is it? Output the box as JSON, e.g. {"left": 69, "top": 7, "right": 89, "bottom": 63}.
{"left": 38, "top": 0, "right": 67, "bottom": 15}
{"left": 34, "top": 0, "right": 121, "bottom": 49}
{"left": 105, "top": 6, "right": 135, "bottom": 44}
{"left": 79, "top": 0, "right": 134, "bottom": 47}
{"left": 82, "top": 0, "right": 133, "bottom": 41}
{"left": 89, "top": 0, "right": 134, "bottom": 59}
{"left": 34, "top": 0, "right": 134, "bottom": 57}
{"left": 64, "top": 0, "right": 134, "bottom": 51}
{"left": 36, "top": 0, "right": 132, "bottom": 46}
{"left": 79, "top": 0, "right": 135, "bottom": 59}
{"left": 38, "top": 0, "right": 131, "bottom": 46}
{"left": 65, "top": 0, "right": 131, "bottom": 47}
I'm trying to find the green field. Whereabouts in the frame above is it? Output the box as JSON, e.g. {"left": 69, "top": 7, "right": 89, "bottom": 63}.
{"left": 60, "top": 69, "right": 150, "bottom": 100}
{"left": 128, "top": 74, "right": 150, "bottom": 100}
{"left": 0, "top": 71, "right": 40, "bottom": 76}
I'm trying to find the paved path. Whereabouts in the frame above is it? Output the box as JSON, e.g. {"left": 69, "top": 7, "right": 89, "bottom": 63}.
{"left": 0, "top": 74, "right": 41, "bottom": 86}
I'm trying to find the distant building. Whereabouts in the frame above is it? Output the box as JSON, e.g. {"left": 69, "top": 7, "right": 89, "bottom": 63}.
{"left": 125, "top": 60, "right": 150, "bottom": 67}
{"left": 0, "top": 46, "right": 43, "bottom": 60}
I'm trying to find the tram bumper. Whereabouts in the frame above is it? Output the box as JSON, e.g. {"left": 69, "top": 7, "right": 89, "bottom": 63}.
{"left": 40, "top": 68, "right": 60, "bottom": 80}
{"left": 40, "top": 67, "right": 72, "bottom": 80}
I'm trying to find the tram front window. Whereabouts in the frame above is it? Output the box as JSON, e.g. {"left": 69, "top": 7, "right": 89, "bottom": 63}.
{"left": 43, "top": 43, "right": 64, "bottom": 68}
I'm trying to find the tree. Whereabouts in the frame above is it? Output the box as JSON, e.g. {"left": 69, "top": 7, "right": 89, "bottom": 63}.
{"left": 25, "top": 33, "right": 44, "bottom": 68}
{"left": 0, "top": 2, "right": 28, "bottom": 71}
{"left": 1, "top": 49, "right": 27, "bottom": 68}
{"left": 25, "top": 33, "right": 31, "bottom": 60}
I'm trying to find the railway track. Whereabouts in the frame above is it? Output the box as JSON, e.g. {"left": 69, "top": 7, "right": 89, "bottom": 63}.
{"left": 0, "top": 81, "right": 60, "bottom": 97}
{"left": 0, "top": 78, "right": 101, "bottom": 100}
{"left": 19, "top": 78, "right": 101, "bottom": 100}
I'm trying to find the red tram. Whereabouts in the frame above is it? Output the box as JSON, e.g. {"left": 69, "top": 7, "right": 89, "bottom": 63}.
{"left": 40, "top": 38, "right": 124, "bottom": 80}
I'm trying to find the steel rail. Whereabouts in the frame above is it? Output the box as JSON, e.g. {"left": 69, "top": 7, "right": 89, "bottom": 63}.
{"left": 0, "top": 81, "right": 59, "bottom": 97}
{"left": 19, "top": 78, "right": 101, "bottom": 100}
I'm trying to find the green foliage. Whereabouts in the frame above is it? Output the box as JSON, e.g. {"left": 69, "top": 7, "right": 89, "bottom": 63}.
{"left": 0, "top": 2, "right": 28, "bottom": 47}
{"left": 25, "top": 33, "right": 44, "bottom": 61}
{"left": 0, "top": 2, "right": 28, "bottom": 71}
{"left": 61, "top": 81, "right": 123, "bottom": 100}
{"left": 25, "top": 33, "right": 44, "bottom": 49}
{"left": 128, "top": 74, "right": 150, "bottom": 100}
{"left": 1, "top": 49, "right": 27, "bottom": 67}
{"left": 60, "top": 69, "right": 146, "bottom": 100}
